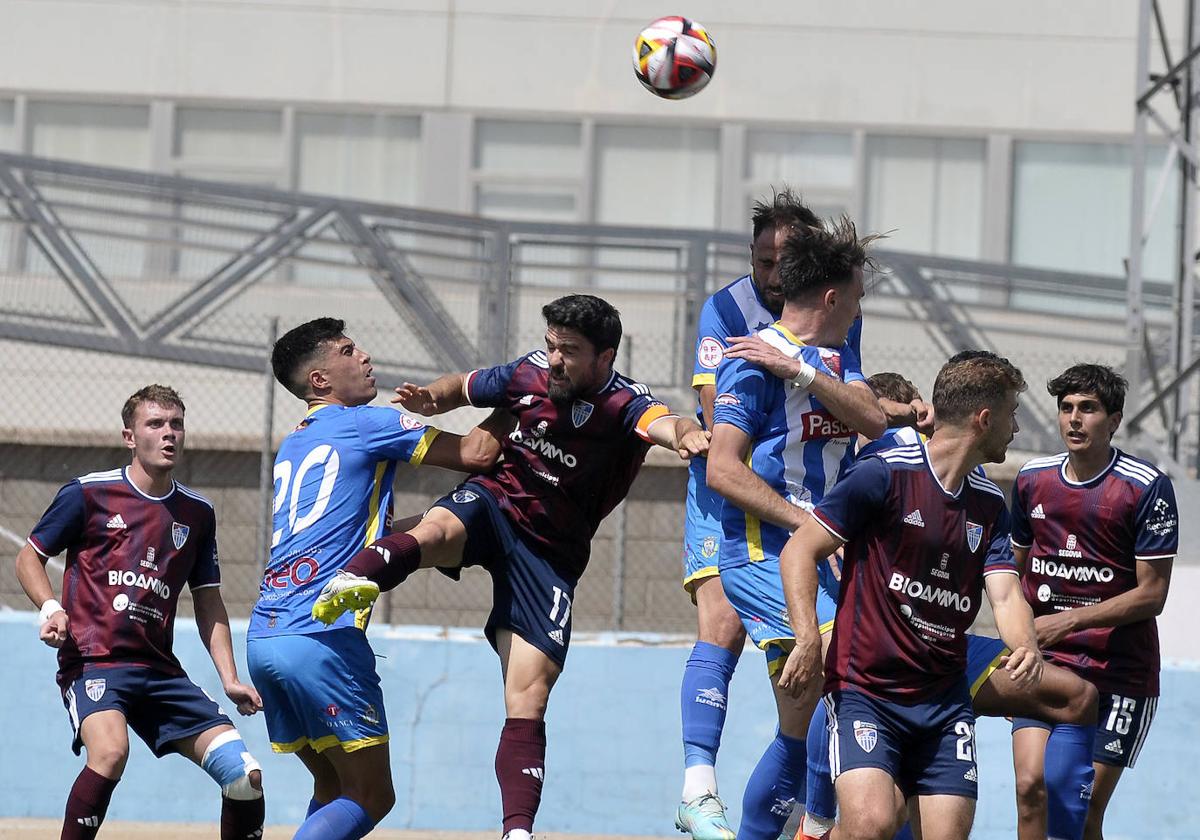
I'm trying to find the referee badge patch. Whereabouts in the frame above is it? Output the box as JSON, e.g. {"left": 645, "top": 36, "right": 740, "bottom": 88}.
{"left": 965, "top": 521, "right": 982, "bottom": 553}
{"left": 853, "top": 720, "right": 878, "bottom": 753}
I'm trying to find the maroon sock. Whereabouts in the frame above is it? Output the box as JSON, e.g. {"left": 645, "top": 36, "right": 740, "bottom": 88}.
{"left": 62, "top": 766, "right": 118, "bottom": 840}
{"left": 344, "top": 531, "right": 421, "bottom": 592}
{"left": 220, "top": 792, "right": 265, "bottom": 840}
{"left": 495, "top": 717, "right": 547, "bottom": 834}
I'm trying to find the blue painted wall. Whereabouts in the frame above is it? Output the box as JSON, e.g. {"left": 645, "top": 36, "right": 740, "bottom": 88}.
{"left": 1, "top": 613, "right": 1196, "bottom": 838}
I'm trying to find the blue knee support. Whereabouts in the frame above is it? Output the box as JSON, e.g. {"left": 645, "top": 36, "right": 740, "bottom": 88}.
{"left": 294, "top": 796, "right": 375, "bottom": 840}
{"left": 740, "top": 731, "right": 806, "bottom": 840}
{"left": 200, "top": 731, "right": 261, "bottom": 800}
{"left": 681, "top": 641, "right": 738, "bottom": 768}
{"left": 1045, "top": 724, "right": 1096, "bottom": 840}
{"left": 805, "top": 699, "right": 836, "bottom": 821}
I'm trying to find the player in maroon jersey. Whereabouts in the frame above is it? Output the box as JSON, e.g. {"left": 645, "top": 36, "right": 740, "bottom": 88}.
{"left": 1009, "top": 364, "right": 1177, "bottom": 840}
{"left": 779, "top": 354, "right": 1043, "bottom": 840}
{"left": 311, "top": 294, "right": 709, "bottom": 840}
{"left": 14, "top": 385, "right": 266, "bottom": 840}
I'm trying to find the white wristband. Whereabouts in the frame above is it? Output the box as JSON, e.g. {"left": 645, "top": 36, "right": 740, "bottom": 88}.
{"left": 38, "top": 598, "right": 64, "bottom": 625}
{"left": 789, "top": 360, "right": 817, "bottom": 390}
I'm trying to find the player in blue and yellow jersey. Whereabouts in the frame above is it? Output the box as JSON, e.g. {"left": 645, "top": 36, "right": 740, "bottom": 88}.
{"left": 312, "top": 295, "right": 709, "bottom": 840}
{"left": 246, "top": 318, "right": 502, "bottom": 840}
{"left": 675, "top": 190, "right": 824, "bottom": 840}
{"left": 705, "top": 220, "right": 887, "bottom": 840}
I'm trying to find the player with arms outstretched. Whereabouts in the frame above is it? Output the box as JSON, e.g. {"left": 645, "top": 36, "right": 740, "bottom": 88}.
{"left": 15, "top": 385, "right": 266, "bottom": 840}
{"left": 313, "top": 294, "right": 709, "bottom": 840}
{"left": 1009, "top": 364, "right": 1177, "bottom": 840}
{"left": 780, "top": 354, "right": 1043, "bottom": 840}
{"left": 246, "top": 318, "right": 501, "bottom": 840}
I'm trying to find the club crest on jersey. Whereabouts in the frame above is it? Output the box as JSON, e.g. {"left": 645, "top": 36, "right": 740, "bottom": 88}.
{"left": 701, "top": 536, "right": 718, "bottom": 559}
{"left": 171, "top": 522, "right": 189, "bottom": 550}
{"left": 965, "top": 521, "right": 982, "bottom": 553}
{"left": 452, "top": 488, "right": 479, "bottom": 504}
{"left": 854, "top": 720, "right": 878, "bottom": 753}
{"left": 85, "top": 678, "right": 106, "bottom": 702}
{"left": 817, "top": 347, "right": 843, "bottom": 377}
{"left": 571, "top": 400, "right": 594, "bottom": 428}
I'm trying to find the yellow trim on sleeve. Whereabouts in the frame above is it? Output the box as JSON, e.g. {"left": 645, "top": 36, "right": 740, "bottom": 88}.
{"left": 408, "top": 427, "right": 441, "bottom": 466}
{"left": 692, "top": 373, "right": 717, "bottom": 387}
{"left": 362, "top": 461, "right": 389, "bottom": 549}
{"left": 819, "top": 618, "right": 836, "bottom": 635}
{"left": 743, "top": 450, "right": 765, "bottom": 563}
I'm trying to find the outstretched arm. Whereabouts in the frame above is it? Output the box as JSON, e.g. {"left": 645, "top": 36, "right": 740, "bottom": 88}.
{"left": 645, "top": 414, "right": 710, "bottom": 460}
{"left": 393, "top": 372, "right": 470, "bottom": 416}
{"left": 421, "top": 408, "right": 513, "bottom": 473}
{"left": 192, "top": 587, "right": 263, "bottom": 716}
{"left": 15, "top": 542, "right": 68, "bottom": 647}
{"left": 985, "top": 572, "right": 1043, "bottom": 690}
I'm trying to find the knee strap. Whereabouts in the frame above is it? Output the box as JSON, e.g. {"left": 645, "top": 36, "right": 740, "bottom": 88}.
{"left": 201, "top": 730, "right": 263, "bottom": 800}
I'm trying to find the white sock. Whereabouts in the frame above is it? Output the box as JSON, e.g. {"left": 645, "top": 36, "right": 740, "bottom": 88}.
{"left": 502, "top": 830, "right": 533, "bottom": 840}
{"left": 682, "top": 764, "right": 718, "bottom": 802}
{"left": 803, "top": 812, "right": 836, "bottom": 837}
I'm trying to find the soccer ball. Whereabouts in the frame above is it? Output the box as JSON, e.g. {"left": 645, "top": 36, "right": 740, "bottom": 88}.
{"left": 633, "top": 16, "right": 716, "bottom": 100}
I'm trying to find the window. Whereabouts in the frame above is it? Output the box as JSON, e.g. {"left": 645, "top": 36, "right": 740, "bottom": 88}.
{"left": 1011, "top": 141, "right": 1177, "bottom": 281}
{"left": 594, "top": 124, "right": 718, "bottom": 228}
{"left": 29, "top": 102, "right": 151, "bottom": 169}
{"left": 866, "top": 136, "right": 986, "bottom": 258}
{"left": 745, "top": 130, "right": 853, "bottom": 221}
{"left": 474, "top": 120, "right": 583, "bottom": 222}
{"left": 174, "top": 107, "right": 284, "bottom": 184}
{"left": 0, "top": 100, "right": 16, "bottom": 151}
{"left": 297, "top": 112, "right": 421, "bottom": 204}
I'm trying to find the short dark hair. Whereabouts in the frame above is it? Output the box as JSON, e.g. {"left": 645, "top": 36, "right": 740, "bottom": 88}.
{"left": 777, "top": 216, "right": 878, "bottom": 303}
{"left": 541, "top": 294, "right": 622, "bottom": 355}
{"left": 1047, "top": 363, "right": 1127, "bottom": 415}
{"left": 751, "top": 187, "right": 822, "bottom": 240}
{"left": 122, "top": 384, "right": 185, "bottom": 428}
{"left": 932, "top": 355, "right": 1027, "bottom": 425}
{"left": 272, "top": 317, "right": 346, "bottom": 399}
{"left": 868, "top": 372, "right": 920, "bottom": 405}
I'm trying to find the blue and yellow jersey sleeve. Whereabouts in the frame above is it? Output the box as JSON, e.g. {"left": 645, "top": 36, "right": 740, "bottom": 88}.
{"left": 353, "top": 406, "right": 440, "bottom": 465}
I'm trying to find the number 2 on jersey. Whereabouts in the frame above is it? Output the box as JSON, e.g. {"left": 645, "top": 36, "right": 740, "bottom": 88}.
{"left": 272, "top": 445, "right": 341, "bottom": 547}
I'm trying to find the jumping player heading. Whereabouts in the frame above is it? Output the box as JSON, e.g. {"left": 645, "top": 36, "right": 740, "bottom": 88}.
{"left": 312, "top": 294, "right": 709, "bottom": 840}
{"left": 15, "top": 384, "right": 266, "bottom": 840}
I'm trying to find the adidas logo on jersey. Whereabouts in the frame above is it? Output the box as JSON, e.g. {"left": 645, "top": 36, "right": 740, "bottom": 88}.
{"left": 521, "top": 767, "right": 544, "bottom": 781}
{"left": 963, "top": 766, "right": 977, "bottom": 783}
{"left": 1030, "top": 504, "right": 1046, "bottom": 520}
{"left": 547, "top": 629, "right": 564, "bottom": 646}
{"left": 903, "top": 509, "right": 925, "bottom": 528}
{"left": 105, "top": 514, "right": 127, "bottom": 530}
{"left": 1105, "top": 739, "right": 1124, "bottom": 756}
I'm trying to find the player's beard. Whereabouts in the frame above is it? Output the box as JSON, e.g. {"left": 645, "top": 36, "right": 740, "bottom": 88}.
{"left": 547, "top": 376, "right": 579, "bottom": 404}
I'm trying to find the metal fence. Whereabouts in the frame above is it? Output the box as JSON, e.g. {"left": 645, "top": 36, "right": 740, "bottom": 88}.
{"left": 0, "top": 152, "right": 1185, "bottom": 632}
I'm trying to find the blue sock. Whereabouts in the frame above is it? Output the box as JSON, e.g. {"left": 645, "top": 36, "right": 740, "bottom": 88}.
{"left": 1045, "top": 724, "right": 1096, "bottom": 840}
{"left": 294, "top": 796, "right": 376, "bottom": 840}
{"left": 804, "top": 701, "right": 836, "bottom": 821}
{"left": 893, "top": 823, "right": 915, "bottom": 840}
{"left": 306, "top": 798, "right": 324, "bottom": 819}
{"left": 740, "top": 732, "right": 806, "bottom": 840}
{"left": 681, "top": 641, "right": 738, "bottom": 768}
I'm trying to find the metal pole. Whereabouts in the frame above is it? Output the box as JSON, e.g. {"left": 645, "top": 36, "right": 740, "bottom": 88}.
{"left": 1127, "top": 0, "right": 1154, "bottom": 418}
{"left": 1173, "top": 0, "right": 1200, "bottom": 459}
{"left": 611, "top": 336, "right": 633, "bottom": 630}
{"left": 256, "top": 317, "right": 279, "bottom": 575}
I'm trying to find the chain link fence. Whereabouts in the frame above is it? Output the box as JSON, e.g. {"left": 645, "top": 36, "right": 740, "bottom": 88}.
{"left": 0, "top": 153, "right": 1179, "bottom": 633}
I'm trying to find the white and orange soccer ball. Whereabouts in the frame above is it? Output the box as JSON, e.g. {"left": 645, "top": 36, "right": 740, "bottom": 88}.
{"left": 633, "top": 16, "right": 716, "bottom": 100}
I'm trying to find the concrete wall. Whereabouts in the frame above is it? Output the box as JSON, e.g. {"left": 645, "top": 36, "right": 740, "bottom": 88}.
{"left": 0, "top": 613, "right": 1197, "bottom": 838}
{"left": 0, "top": 1, "right": 1151, "bottom": 135}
